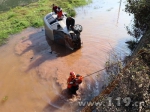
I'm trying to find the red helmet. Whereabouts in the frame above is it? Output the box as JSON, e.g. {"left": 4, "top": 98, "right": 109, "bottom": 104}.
{"left": 70, "top": 71, "right": 75, "bottom": 75}
{"left": 70, "top": 72, "right": 75, "bottom": 78}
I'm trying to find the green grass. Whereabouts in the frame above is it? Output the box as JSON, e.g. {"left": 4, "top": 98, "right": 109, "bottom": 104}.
{"left": 0, "top": 0, "right": 91, "bottom": 45}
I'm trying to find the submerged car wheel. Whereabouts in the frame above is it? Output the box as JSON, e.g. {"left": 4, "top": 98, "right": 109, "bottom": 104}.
{"left": 74, "top": 24, "right": 83, "bottom": 32}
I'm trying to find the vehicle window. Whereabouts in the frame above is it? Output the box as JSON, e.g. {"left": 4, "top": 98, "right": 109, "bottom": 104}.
{"left": 51, "top": 23, "right": 58, "bottom": 30}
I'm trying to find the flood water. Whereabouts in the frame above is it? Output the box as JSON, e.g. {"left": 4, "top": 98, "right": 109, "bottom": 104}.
{"left": 0, "top": 0, "right": 132, "bottom": 112}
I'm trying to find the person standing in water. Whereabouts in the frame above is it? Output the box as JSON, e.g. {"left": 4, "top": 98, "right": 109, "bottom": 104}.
{"left": 67, "top": 72, "right": 83, "bottom": 95}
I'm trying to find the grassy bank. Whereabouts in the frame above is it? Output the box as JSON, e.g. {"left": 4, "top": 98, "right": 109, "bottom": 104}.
{"left": 0, "top": 0, "right": 91, "bottom": 45}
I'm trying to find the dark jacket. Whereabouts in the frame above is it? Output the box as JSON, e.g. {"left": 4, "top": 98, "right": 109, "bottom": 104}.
{"left": 53, "top": 6, "right": 58, "bottom": 13}
{"left": 66, "top": 17, "right": 75, "bottom": 30}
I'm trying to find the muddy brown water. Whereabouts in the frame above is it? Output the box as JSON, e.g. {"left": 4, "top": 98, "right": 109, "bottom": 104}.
{"left": 0, "top": 0, "right": 132, "bottom": 112}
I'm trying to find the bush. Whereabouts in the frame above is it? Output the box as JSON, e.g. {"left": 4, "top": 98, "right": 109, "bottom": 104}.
{"left": 125, "top": 40, "right": 138, "bottom": 51}
{"left": 125, "top": 0, "right": 150, "bottom": 39}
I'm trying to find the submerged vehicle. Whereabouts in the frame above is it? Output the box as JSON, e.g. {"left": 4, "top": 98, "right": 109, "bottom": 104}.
{"left": 43, "top": 12, "right": 83, "bottom": 50}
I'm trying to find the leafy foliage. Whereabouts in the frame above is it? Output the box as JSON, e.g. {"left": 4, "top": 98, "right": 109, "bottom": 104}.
{"left": 125, "top": 0, "right": 150, "bottom": 39}
{"left": 125, "top": 39, "right": 138, "bottom": 51}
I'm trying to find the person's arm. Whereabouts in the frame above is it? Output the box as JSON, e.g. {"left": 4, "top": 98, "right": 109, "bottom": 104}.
{"left": 72, "top": 18, "right": 75, "bottom": 26}
{"left": 70, "top": 18, "right": 75, "bottom": 30}
{"left": 75, "top": 77, "right": 83, "bottom": 85}
{"left": 66, "top": 18, "right": 69, "bottom": 30}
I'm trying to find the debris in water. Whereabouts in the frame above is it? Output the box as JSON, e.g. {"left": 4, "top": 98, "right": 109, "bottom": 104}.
{"left": 21, "top": 36, "right": 26, "bottom": 40}
{"left": 2, "top": 96, "right": 8, "bottom": 102}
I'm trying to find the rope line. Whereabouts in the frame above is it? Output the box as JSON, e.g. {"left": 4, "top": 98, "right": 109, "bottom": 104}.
{"left": 83, "top": 61, "right": 121, "bottom": 78}
{"left": 83, "top": 49, "right": 146, "bottom": 78}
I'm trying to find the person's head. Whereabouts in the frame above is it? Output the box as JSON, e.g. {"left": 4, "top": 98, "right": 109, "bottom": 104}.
{"left": 70, "top": 72, "right": 76, "bottom": 78}
{"left": 57, "top": 7, "right": 61, "bottom": 11}
{"left": 76, "top": 74, "right": 80, "bottom": 77}
{"left": 68, "top": 16, "right": 72, "bottom": 20}
{"left": 52, "top": 4, "right": 55, "bottom": 7}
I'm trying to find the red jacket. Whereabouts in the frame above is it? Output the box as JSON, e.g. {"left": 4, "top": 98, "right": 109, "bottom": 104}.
{"left": 57, "top": 10, "right": 63, "bottom": 19}
{"left": 67, "top": 75, "right": 83, "bottom": 88}
{"left": 73, "top": 76, "right": 83, "bottom": 86}
{"left": 67, "top": 75, "right": 76, "bottom": 89}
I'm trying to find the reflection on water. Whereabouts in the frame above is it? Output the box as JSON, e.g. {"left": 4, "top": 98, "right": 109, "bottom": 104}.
{"left": 0, "top": 0, "right": 38, "bottom": 11}
{"left": 0, "top": 0, "right": 132, "bottom": 112}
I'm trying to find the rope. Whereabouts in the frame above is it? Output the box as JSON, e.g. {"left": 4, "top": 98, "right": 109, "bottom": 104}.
{"left": 83, "top": 49, "right": 147, "bottom": 78}
{"left": 83, "top": 61, "right": 122, "bottom": 78}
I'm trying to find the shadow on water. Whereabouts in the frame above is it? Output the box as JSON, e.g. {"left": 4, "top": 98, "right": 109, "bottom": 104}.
{"left": 45, "top": 34, "right": 80, "bottom": 57}
{"left": 43, "top": 78, "right": 73, "bottom": 112}
{"left": 43, "top": 96, "right": 69, "bottom": 112}
{"left": 16, "top": 29, "right": 81, "bottom": 72}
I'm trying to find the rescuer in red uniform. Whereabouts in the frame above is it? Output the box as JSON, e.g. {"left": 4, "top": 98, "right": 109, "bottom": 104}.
{"left": 67, "top": 72, "right": 83, "bottom": 95}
